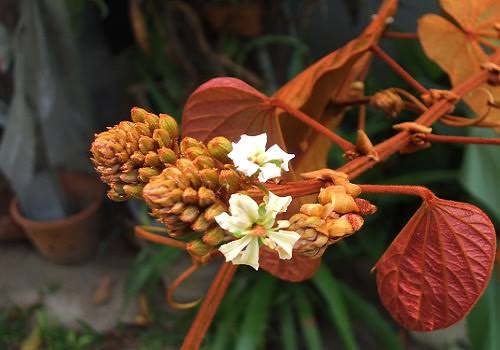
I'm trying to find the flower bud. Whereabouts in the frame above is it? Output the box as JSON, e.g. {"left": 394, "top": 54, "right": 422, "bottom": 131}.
{"left": 144, "top": 113, "right": 159, "bottom": 131}
{"left": 299, "top": 203, "right": 323, "bottom": 217}
{"left": 330, "top": 193, "right": 359, "bottom": 214}
{"left": 156, "top": 188, "right": 183, "bottom": 207}
{"left": 354, "top": 198, "right": 377, "bottom": 215}
{"left": 107, "top": 189, "right": 128, "bottom": 201}
{"left": 191, "top": 215, "right": 210, "bottom": 232}
{"left": 204, "top": 202, "right": 225, "bottom": 222}
{"left": 180, "top": 137, "right": 204, "bottom": 154}
{"left": 157, "top": 147, "right": 177, "bottom": 164}
{"left": 187, "top": 239, "right": 212, "bottom": 257}
{"left": 318, "top": 185, "right": 346, "bottom": 205}
{"left": 131, "top": 107, "right": 148, "bottom": 122}
{"left": 123, "top": 184, "right": 144, "bottom": 198}
{"left": 130, "top": 151, "right": 145, "bottom": 165}
{"left": 119, "top": 169, "right": 139, "bottom": 184}
{"left": 168, "top": 202, "right": 185, "bottom": 215}
{"left": 138, "top": 167, "right": 160, "bottom": 182}
{"left": 159, "top": 114, "right": 179, "bottom": 139}
{"left": 202, "top": 226, "right": 225, "bottom": 246}
{"left": 134, "top": 122, "right": 151, "bottom": 137}
{"left": 182, "top": 187, "right": 198, "bottom": 204}
{"left": 138, "top": 136, "right": 156, "bottom": 154}
{"left": 207, "top": 136, "right": 232, "bottom": 163}
{"left": 199, "top": 169, "right": 219, "bottom": 189}
{"left": 184, "top": 147, "right": 208, "bottom": 160}
{"left": 193, "top": 156, "right": 215, "bottom": 169}
{"left": 180, "top": 206, "right": 200, "bottom": 223}
{"left": 198, "top": 186, "right": 216, "bottom": 206}
{"left": 176, "top": 158, "right": 197, "bottom": 172}
{"left": 144, "top": 151, "right": 161, "bottom": 168}
{"left": 153, "top": 129, "right": 171, "bottom": 148}
{"left": 335, "top": 178, "right": 361, "bottom": 198}
{"left": 219, "top": 169, "right": 240, "bottom": 193}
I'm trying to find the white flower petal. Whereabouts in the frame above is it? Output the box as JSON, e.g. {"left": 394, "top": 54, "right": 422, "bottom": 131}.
{"left": 218, "top": 235, "right": 254, "bottom": 262}
{"left": 215, "top": 212, "right": 249, "bottom": 234}
{"left": 265, "top": 144, "right": 295, "bottom": 171}
{"left": 240, "top": 133, "right": 267, "bottom": 151}
{"left": 264, "top": 191, "right": 292, "bottom": 216}
{"left": 229, "top": 193, "right": 259, "bottom": 227}
{"left": 232, "top": 236, "right": 260, "bottom": 270}
{"left": 233, "top": 158, "right": 261, "bottom": 177}
{"left": 267, "top": 230, "right": 301, "bottom": 260}
{"left": 258, "top": 163, "right": 282, "bottom": 182}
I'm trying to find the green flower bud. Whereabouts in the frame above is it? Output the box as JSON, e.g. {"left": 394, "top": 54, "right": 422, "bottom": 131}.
{"left": 157, "top": 147, "right": 177, "bottom": 164}
{"left": 207, "top": 136, "right": 232, "bottom": 163}
{"left": 144, "top": 151, "right": 161, "bottom": 168}
{"left": 138, "top": 136, "right": 155, "bottom": 154}
{"left": 130, "top": 107, "right": 148, "bottom": 122}
{"left": 182, "top": 187, "right": 198, "bottom": 204}
{"left": 198, "top": 186, "right": 216, "bottom": 207}
{"left": 186, "top": 239, "right": 211, "bottom": 257}
{"left": 180, "top": 205, "right": 200, "bottom": 223}
{"left": 159, "top": 114, "right": 179, "bottom": 139}
{"left": 218, "top": 169, "right": 240, "bottom": 193}
{"left": 202, "top": 226, "right": 225, "bottom": 246}
{"left": 198, "top": 169, "right": 219, "bottom": 189}
{"left": 123, "top": 184, "right": 144, "bottom": 198}
{"left": 144, "top": 113, "right": 159, "bottom": 131}
{"left": 153, "top": 129, "right": 172, "bottom": 148}
{"left": 193, "top": 155, "right": 215, "bottom": 169}
{"left": 138, "top": 167, "right": 160, "bottom": 182}
{"left": 204, "top": 202, "right": 225, "bottom": 222}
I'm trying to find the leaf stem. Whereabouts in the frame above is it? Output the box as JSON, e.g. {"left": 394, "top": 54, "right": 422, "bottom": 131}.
{"left": 358, "top": 184, "right": 436, "bottom": 201}
{"left": 370, "top": 44, "right": 428, "bottom": 95}
{"left": 135, "top": 226, "right": 187, "bottom": 250}
{"left": 181, "top": 263, "right": 238, "bottom": 350}
{"left": 383, "top": 31, "right": 419, "bottom": 40}
{"left": 270, "top": 98, "right": 356, "bottom": 152}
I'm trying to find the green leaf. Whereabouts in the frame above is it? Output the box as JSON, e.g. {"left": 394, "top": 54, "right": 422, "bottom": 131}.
{"left": 461, "top": 128, "right": 500, "bottom": 221}
{"left": 467, "top": 269, "right": 500, "bottom": 350}
{"left": 295, "top": 288, "right": 323, "bottom": 350}
{"left": 337, "top": 282, "right": 404, "bottom": 350}
{"left": 312, "top": 265, "right": 358, "bottom": 350}
{"left": 235, "top": 274, "right": 277, "bottom": 350}
{"left": 279, "top": 301, "right": 299, "bottom": 350}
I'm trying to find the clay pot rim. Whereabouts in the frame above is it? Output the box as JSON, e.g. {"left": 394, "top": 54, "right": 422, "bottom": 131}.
{"left": 9, "top": 173, "right": 104, "bottom": 230}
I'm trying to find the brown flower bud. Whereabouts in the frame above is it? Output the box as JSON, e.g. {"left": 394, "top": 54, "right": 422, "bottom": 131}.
{"left": 198, "top": 186, "right": 216, "bottom": 207}
{"left": 182, "top": 187, "right": 198, "bottom": 204}
{"left": 144, "top": 112, "right": 159, "bottom": 131}
{"left": 176, "top": 158, "right": 197, "bottom": 172}
{"left": 119, "top": 169, "right": 139, "bottom": 184}
{"left": 354, "top": 198, "right": 377, "bottom": 215}
{"left": 191, "top": 215, "right": 210, "bottom": 232}
{"left": 204, "top": 202, "right": 226, "bottom": 222}
{"left": 318, "top": 185, "right": 346, "bottom": 205}
{"left": 159, "top": 114, "right": 179, "bottom": 139}
{"left": 144, "top": 151, "right": 161, "bottom": 168}
{"left": 138, "top": 167, "right": 160, "bottom": 182}
{"left": 299, "top": 203, "right": 323, "bottom": 217}
{"left": 180, "top": 206, "right": 200, "bottom": 223}
{"left": 187, "top": 239, "right": 212, "bottom": 257}
{"left": 169, "top": 202, "right": 185, "bottom": 215}
{"left": 130, "top": 151, "right": 145, "bottom": 165}
{"left": 329, "top": 193, "right": 359, "bottom": 214}
{"left": 107, "top": 189, "right": 127, "bottom": 202}
{"left": 134, "top": 122, "right": 151, "bottom": 137}
{"left": 138, "top": 136, "right": 155, "bottom": 154}
{"left": 157, "top": 147, "right": 177, "bottom": 164}
{"left": 153, "top": 129, "right": 171, "bottom": 148}
{"left": 202, "top": 226, "right": 225, "bottom": 246}
{"left": 123, "top": 184, "right": 144, "bottom": 198}
{"left": 207, "top": 136, "right": 232, "bottom": 163}
{"left": 184, "top": 147, "right": 209, "bottom": 160}
{"left": 180, "top": 137, "right": 205, "bottom": 154}
{"left": 193, "top": 156, "right": 215, "bottom": 169}
{"left": 199, "top": 169, "right": 219, "bottom": 189}
{"left": 131, "top": 107, "right": 148, "bottom": 122}
{"left": 219, "top": 169, "right": 240, "bottom": 193}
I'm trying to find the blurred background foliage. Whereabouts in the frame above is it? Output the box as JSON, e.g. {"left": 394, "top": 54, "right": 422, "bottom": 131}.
{"left": 0, "top": 0, "right": 498, "bottom": 349}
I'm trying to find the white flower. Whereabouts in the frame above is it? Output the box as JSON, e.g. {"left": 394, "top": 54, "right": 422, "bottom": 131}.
{"left": 228, "top": 133, "right": 295, "bottom": 182}
{"left": 215, "top": 191, "right": 301, "bottom": 270}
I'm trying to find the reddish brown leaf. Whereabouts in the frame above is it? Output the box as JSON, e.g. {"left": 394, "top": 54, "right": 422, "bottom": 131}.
{"left": 182, "top": 77, "right": 287, "bottom": 151}
{"left": 418, "top": 0, "right": 500, "bottom": 128}
{"left": 259, "top": 247, "right": 321, "bottom": 282}
{"left": 376, "top": 198, "right": 497, "bottom": 331}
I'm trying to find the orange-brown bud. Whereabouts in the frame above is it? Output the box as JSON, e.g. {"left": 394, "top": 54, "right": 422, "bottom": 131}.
{"left": 123, "top": 184, "right": 144, "bottom": 198}
{"left": 131, "top": 107, "right": 148, "bottom": 122}
{"left": 157, "top": 147, "right": 177, "bottom": 164}
{"left": 180, "top": 206, "right": 200, "bottom": 223}
{"left": 153, "top": 129, "right": 171, "bottom": 148}
{"left": 187, "top": 239, "right": 212, "bottom": 257}
{"left": 204, "top": 202, "right": 225, "bottom": 222}
{"left": 182, "top": 187, "right": 198, "bottom": 204}
{"left": 138, "top": 136, "right": 155, "bottom": 154}
{"left": 144, "top": 112, "right": 159, "bottom": 131}
{"left": 191, "top": 215, "right": 210, "bottom": 232}
{"left": 219, "top": 169, "right": 240, "bottom": 193}
{"left": 199, "top": 169, "right": 219, "bottom": 189}
{"left": 159, "top": 113, "right": 179, "bottom": 139}
{"left": 198, "top": 186, "right": 216, "bottom": 206}
{"left": 202, "top": 226, "right": 225, "bottom": 246}
{"left": 207, "top": 136, "right": 232, "bottom": 163}
{"left": 193, "top": 156, "right": 215, "bottom": 169}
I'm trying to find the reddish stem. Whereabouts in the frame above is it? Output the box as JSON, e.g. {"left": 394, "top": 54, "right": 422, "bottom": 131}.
{"left": 181, "top": 263, "right": 238, "bottom": 350}
{"left": 359, "top": 184, "right": 436, "bottom": 201}
{"left": 421, "top": 134, "right": 500, "bottom": 145}
{"left": 371, "top": 44, "right": 428, "bottom": 95}
{"left": 167, "top": 263, "right": 201, "bottom": 310}
{"left": 270, "top": 98, "right": 356, "bottom": 152}
{"left": 383, "top": 31, "right": 419, "bottom": 40}
{"left": 135, "top": 226, "right": 187, "bottom": 250}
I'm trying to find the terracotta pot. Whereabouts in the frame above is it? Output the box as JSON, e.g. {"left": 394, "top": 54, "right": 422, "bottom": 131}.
{"left": 10, "top": 172, "right": 104, "bottom": 264}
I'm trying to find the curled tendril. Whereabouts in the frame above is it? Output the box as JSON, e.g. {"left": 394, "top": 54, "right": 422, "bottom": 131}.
{"left": 166, "top": 262, "right": 203, "bottom": 310}
{"left": 441, "top": 87, "right": 498, "bottom": 127}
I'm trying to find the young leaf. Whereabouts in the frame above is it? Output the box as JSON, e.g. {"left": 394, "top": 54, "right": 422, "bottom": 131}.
{"left": 295, "top": 287, "right": 324, "bottom": 350}
{"left": 279, "top": 301, "right": 299, "bottom": 350}
{"left": 258, "top": 247, "right": 321, "bottom": 282}
{"left": 418, "top": 0, "right": 500, "bottom": 126}
{"left": 375, "top": 198, "right": 497, "bottom": 331}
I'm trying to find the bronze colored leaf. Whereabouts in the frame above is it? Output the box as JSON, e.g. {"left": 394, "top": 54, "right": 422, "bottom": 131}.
{"left": 418, "top": 0, "right": 500, "bottom": 127}
{"left": 259, "top": 247, "right": 321, "bottom": 282}
{"left": 376, "top": 198, "right": 497, "bottom": 331}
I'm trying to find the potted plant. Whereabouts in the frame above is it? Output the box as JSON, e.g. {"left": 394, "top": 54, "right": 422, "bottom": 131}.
{"left": 0, "top": 0, "right": 103, "bottom": 264}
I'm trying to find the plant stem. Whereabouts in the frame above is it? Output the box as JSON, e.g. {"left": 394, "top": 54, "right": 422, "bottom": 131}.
{"left": 270, "top": 98, "right": 356, "bottom": 152}
{"left": 383, "top": 31, "right": 419, "bottom": 40}
{"left": 420, "top": 134, "right": 500, "bottom": 145}
{"left": 135, "top": 226, "right": 187, "bottom": 250}
{"left": 181, "top": 263, "right": 238, "bottom": 350}
{"left": 358, "top": 184, "right": 436, "bottom": 201}
{"left": 167, "top": 263, "right": 201, "bottom": 309}
{"left": 331, "top": 97, "right": 371, "bottom": 107}
{"left": 370, "top": 44, "right": 428, "bottom": 95}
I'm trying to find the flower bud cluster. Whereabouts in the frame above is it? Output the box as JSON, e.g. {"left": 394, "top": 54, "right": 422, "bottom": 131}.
{"left": 91, "top": 107, "right": 179, "bottom": 201}
{"left": 289, "top": 175, "right": 377, "bottom": 258}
